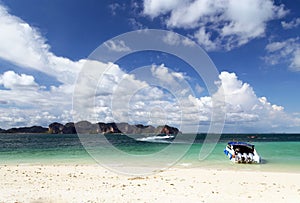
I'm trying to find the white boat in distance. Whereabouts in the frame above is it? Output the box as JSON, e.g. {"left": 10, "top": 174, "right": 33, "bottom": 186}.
{"left": 224, "top": 142, "right": 261, "bottom": 164}
{"left": 136, "top": 134, "right": 175, "bottom": 143}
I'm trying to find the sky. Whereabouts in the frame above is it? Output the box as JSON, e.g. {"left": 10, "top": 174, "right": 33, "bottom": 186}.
{"left": 0, "top": 0, "right": 299, "bottom": 133}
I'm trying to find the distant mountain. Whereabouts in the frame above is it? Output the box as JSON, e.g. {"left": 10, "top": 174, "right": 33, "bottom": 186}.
{"left": 2, "top": 126, "right": 48, "bottom": 134}
{"left": 49, "top": 121, "right": 180, "bottom": 135}
{"left": 0, "top": 121, "right": 180, "bottom": 135}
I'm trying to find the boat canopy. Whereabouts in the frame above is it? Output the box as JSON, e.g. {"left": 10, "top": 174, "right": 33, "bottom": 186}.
{"left": 227, "top": 141, "right": 254, "bottom": 147}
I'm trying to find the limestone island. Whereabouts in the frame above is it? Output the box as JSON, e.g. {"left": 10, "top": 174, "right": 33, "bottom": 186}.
{"left": 0, "top": 121, "right": 181, "bottom": 135}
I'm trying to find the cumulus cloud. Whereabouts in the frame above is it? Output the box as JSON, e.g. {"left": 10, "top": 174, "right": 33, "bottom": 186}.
{"left": 0, "top": 71, "right": 39, "bottom": 90}
{"left": 0, "top": 70, "right": 76, "bottom": 125}
{"left": 1, "top": 64, "right": 299, "bottom": 132}
{"left": 190, "top": 71, "right": 300, "bottom": 132}
{"left": 218, "top": 72, "right": 257, "bottom": 110}
{"left": 0, "top": 5, "right": 48, "bottom": 70}
{"left": 264, "top": 37, "right": 300, "bottom": 71}
{"left": 100, "top": 66, "right": 300, "bottom": 132}
{"left": 73, "top": 61, "right": 151, "bottom": 123}
{"left": 0, "top": 4, "right": 86, "bottom": 128}
{"left": 150, "top": 64, "right": 185, "bottom": 84}
{"left": 143, "top": 0, "right": 288, "bottom": 51}
{"left": 0, "top": 108, "right": 70, "bottom": 129}
{"left": 0, "top": 3, "right": 298, "bottom": 132}
{"left": 281, "top": 18, "right": 300, "bottom": 29}
{"left": 0, "top": 4, "right": 82, "bottom": 85}
{"left": 75, "top": 63, "right": 193, "bottom": 127}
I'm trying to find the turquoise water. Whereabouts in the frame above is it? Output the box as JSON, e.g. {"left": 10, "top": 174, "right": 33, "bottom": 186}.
{"left": 179, "top": 142, "right": 300, "bottom": 172}
{"left": 0, "top": 134, "right": 299, "bottom": 172}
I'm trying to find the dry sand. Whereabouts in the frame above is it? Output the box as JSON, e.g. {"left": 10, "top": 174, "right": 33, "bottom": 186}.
{"left": 0, "top": 164, "right": 299, "bottom": 203}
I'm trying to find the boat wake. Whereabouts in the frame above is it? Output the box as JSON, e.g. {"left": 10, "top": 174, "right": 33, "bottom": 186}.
{"left": 136, "top": 135, "right": 175, "bottom": 144}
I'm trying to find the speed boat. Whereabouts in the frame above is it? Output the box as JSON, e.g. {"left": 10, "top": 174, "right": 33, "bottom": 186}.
{"left": 154, "top": 133, "right": 175, "bottom": 140}
{"left": 136, "top": 133, "right": 175, "bottom": 143}
{"left": 224, "top": 141, "right": 260, "bottom": 163}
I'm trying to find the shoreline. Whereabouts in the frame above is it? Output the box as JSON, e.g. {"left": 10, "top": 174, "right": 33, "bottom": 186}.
{"left": 1, "top": 162, "right": 300, "bottom": 174}
{"left": 1, "top": 151, "right": 300, "bottom": 174}
{"left": 1, "top": 154, "right": 300, "bottom": 174}
{"left": 0, "top": 162, "right": 300, "bottom": 174}
{"left": 0, "top": 164, "right": 299, "bottom": 202}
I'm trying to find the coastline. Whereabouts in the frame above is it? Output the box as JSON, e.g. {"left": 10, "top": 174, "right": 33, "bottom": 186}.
{"left": 1, "top": 133, "right": 299, "bottom": 202}
{"left": 0, "top": 164, "right": 299, "bottom": 203}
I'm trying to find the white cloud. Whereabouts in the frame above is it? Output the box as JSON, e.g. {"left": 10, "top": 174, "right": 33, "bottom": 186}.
{"left": 210, "top": 71, "right": 299, "bottom": 131}
{"left": 265, "top": 41, "right": 288, "bottom": 52}
{"left": 113, "top": 67, "right": 300, "bottom": 132}
{"left": 0, "top": 3, "right": 298, "bottom": 132}
{"left": 0, "top": 108, "right": 62, "bottom": 129}
{"left": 0, "top": 4, "right": 87, "bottom": 128}
{"left": 108, "top": 3, "right": 125, "bottom": 16}
{"left": 150, "top": 64, "right": 185, "bottom": 85}
{"left": 290, "top": 49, "right": 300, "bottom": 71}
{"left": 221, "top": 0, "right": 285, "bottom": 38}
{"left": 128, "top": 18, "right": 147, "bottom": 30}
{"left": 182, "top": 37, "right": 196, "bottom": 47}
{"left": 143, "top": 0, "right": 183, "bottom": 18}
{"left": 162, "top": 32, "right": 196, "bottom": 47}
{"left": 0, "top": 4, "right": 82, "bottom": 85}
{"left": 186, "top": 71, "right": 300, "bottom": 132}
{"left": 162, "top": 32, "right": 181, "bottom": 46}
{"left": 195, "top": 84, "right": 204, "bottom": 94}
{"left": 73, "top": 63, "right": 199, "bottom": 129}
{"left": 143, "top": 0, "right": 288, "bottom": 51}
{"left": 166, "top": 0, "right": 221, "bottom": 29}
{"left": 0, "top": 71, "right": 39, "bottom": 90}
{"left": 1, "top": 64, "right": 299, "bottom": 132}
{"left": 0, "top": 5, "right": 49, "bottom": 70}
{"left": 0, "top": 70, "right": 74, "bottom": 109}
{"left": 73, "top": 61, "right": 152, "bottom": 123}
{"left": 104, "top": 40, "right": 131, "bottom": 52}
{"left": 264, "top": 37, "right": 300, "bottom": 71}
{"left": 194, "top": 27, "right": 218, "bottom": 51}
{"left": 218, "top": 72, "right": 257, "bottom": 110}
{"left": 281, "top": 18, "right": 300, "bottom": 29}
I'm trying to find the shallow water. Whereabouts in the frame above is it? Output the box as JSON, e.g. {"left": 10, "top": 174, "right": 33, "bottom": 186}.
{"left": 0, "top": 133, "right": 299, "bottom": 172}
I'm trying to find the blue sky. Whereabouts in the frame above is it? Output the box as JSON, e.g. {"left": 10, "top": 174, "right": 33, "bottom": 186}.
{"left": 0, "top": 0, "right": 299, "bottom": 133}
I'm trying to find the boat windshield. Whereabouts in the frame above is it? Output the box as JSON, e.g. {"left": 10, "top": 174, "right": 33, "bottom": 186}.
{"left": 233, "top": 145, "right": 254, "bottom": 154}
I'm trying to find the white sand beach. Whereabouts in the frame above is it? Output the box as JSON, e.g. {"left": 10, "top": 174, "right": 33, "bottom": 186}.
{"left": 0, "top": 164, "right": 299, "bottom": 203}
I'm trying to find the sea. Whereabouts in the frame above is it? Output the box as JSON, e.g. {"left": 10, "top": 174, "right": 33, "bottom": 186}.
{"left": 0, "top": 133, "right": 299, "bottom": 174}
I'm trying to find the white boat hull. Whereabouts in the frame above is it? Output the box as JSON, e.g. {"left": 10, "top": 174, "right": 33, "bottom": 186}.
{"left": 224, "top": 145, "right": 261, "bottom": 164}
